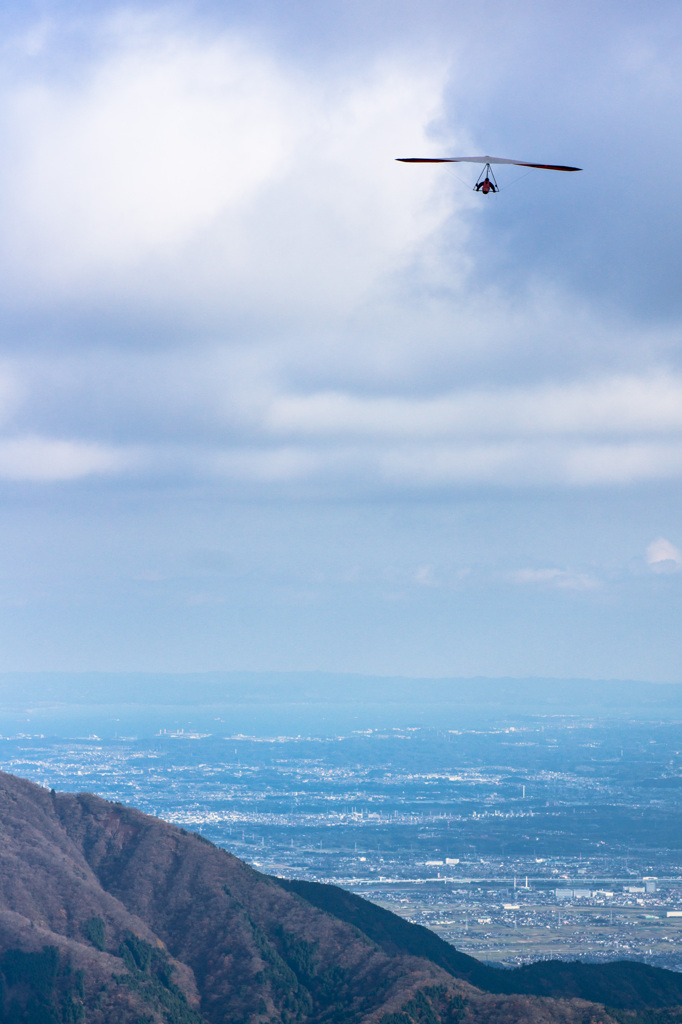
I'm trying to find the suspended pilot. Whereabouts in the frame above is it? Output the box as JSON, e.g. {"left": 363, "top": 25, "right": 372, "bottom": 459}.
{"left": 474, "top": 176, "right": 498, "bottom": 194}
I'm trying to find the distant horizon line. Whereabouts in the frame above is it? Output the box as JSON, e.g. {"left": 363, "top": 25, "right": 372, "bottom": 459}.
{"left": 0, "top": 670, "right": 680, "bottom": 684}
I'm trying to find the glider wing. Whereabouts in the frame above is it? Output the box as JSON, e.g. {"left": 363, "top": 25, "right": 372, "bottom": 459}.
{"left": 397, "top": 156, "right": 581, "bottom": 171}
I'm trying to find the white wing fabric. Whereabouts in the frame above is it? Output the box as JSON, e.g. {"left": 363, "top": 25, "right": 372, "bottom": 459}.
{"left": 397, "top": 156, "right": 581, "bottom": 171}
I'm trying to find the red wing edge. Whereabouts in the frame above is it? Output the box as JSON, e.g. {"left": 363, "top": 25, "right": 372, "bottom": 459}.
{"left": 513, "top": 162, "right": 581, "bottom": 171}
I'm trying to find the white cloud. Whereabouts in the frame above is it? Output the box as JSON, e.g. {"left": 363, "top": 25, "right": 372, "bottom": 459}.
{"left": 153, "top": 436, "right": 682, "bottom": 491}
{"left": 376, "top": 438, "right": 682, "bottom": 489}
{"left": 0, "top": 12, "right": 682, "bottom": 500}
{"left": 0, "top": 436, "right": 131, "bottom": 480}
{"left": 512, "top": 568, "right": 599, "bottom": 591}
{"left": 646, "top": 537, "right": 682, "bottom": 574}
{"left": 12, "top": 345, "right": 682, "bottom": 491}
{"left": 414, "top": 565, "right": 436, "bottom": 587}
{"left": 263, "top": 372, "right": 682, "bottom": 440}
{"left": 564, "top": 442, "right": 682, "bottom": 485}
{"left": 0, "top": 16, "right": 462, "bottom": 318}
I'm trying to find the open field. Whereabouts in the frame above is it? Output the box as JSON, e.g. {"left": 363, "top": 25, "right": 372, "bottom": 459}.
{"left": 369, "top": 889, "right": 682, "bottom": 966}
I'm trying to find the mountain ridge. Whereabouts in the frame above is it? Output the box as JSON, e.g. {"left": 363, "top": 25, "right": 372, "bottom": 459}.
{"left": 0, "top": 769, "right": 680, "bottom": 1024}
{"left": 276, "top": 878, "right": 682, "bottom": 1008}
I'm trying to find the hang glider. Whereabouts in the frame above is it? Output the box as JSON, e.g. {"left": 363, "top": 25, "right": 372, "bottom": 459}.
{"left": 396, "top": 155, "right": 582, "bottom": 194}
{"left": 397, "top": 156, "right": 581, "bottom": 170}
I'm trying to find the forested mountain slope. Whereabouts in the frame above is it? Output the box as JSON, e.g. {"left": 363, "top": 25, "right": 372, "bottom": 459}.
{"left": 278, "top": 878, "right": 682, "bottom": 1009}
{"left": 0, "top": 770, "right": 679, "bottom": 1024}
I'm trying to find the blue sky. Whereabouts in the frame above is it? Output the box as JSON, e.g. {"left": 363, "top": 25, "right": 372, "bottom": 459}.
{"left": 0, "top": 0, "right": 681, "bottom": 680}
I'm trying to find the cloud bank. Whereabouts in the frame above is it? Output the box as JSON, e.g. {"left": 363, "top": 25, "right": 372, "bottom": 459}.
{"left": 0, "top": 3, "right": 681, "bottom": 677}
{"left": 0, "top": 10, "right": 680, "bottom": 496}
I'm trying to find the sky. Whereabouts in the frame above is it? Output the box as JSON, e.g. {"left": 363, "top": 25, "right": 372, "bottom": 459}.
{"left": 0, "top": 0, "right": 681, "bottom": 681}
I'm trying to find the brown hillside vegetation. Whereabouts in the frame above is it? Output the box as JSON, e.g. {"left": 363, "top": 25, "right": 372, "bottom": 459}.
{"left": 0, "top": 770, "right": 668, "bottom": 1024}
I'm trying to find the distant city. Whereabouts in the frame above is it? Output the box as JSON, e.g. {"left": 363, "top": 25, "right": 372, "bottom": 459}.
{"left": 1, "top": 684, "right": 681, "bottom": 972}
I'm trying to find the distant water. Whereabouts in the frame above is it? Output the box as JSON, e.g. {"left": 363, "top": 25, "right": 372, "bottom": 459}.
{"left": 0, "top": 700, "right": 511, "bottom": 739}
{"left": 1, "top": 672, "right": 681, "bottom": 739}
